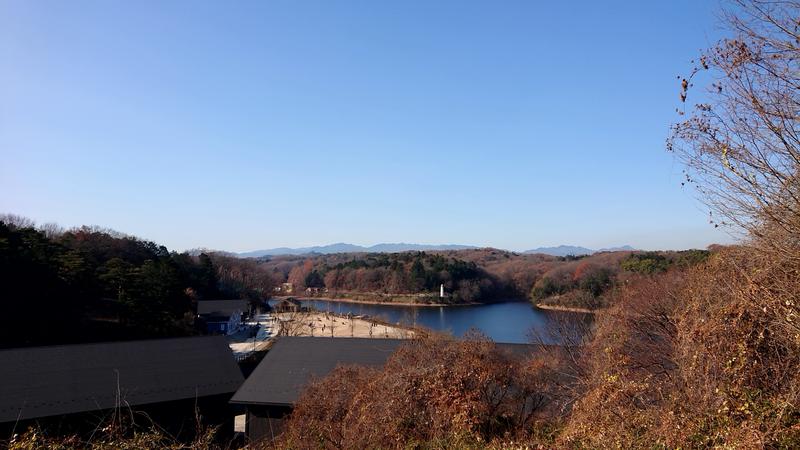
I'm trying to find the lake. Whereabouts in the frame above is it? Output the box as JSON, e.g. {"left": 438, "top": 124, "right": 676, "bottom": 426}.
{"left": 271, "top": 298, "right": 589, "bottom": 344}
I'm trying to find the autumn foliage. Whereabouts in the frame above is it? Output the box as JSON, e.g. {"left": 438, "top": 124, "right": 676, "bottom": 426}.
{"left": 558, "top": 247, "right": 800, "bottom": 448}
{"left": 271, "top": 334, "right": 564, "bottom": 449}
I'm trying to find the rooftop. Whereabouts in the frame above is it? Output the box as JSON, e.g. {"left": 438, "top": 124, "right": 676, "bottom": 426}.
{"left": 0, "top": 336, "right": 244, "bottom": 423}
{"left": 197, "top": 299, "right": 249, "bottom": 316}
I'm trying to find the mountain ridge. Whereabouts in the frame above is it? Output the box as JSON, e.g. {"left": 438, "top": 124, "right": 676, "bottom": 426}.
{"left": 237, "top": 243, "right": 636, "bottom": 257}
{"left": 524, "top": 244, "right": 636, "bottom": 257}
{"left": 238, "top": 243, "right": 478, "bottom": 257}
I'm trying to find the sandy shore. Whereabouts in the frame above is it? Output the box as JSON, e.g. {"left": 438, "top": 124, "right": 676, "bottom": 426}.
{"left": 275, "top": 311, "right": 414, "bottom": 338}
{"left": 535, "top": 303, "right": 596, "bottom": 314}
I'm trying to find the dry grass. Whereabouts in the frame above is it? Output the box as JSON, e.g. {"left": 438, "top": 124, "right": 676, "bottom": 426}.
{"left": 4, "top": 411, "right": 222, "bottom": 450}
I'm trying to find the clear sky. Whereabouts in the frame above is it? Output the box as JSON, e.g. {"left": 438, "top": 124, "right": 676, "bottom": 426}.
{"left": 1, "top": 0, "right": 734, "bottom": 252}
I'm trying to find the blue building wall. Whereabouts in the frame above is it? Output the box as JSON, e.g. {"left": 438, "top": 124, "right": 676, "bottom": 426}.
{"left": 206, "top": 322, "right": 228, "bottom": 334}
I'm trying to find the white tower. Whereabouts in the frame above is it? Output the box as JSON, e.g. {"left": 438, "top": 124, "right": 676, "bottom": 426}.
{"left": 440, "top": 284, "right": 445, "bottom": 298}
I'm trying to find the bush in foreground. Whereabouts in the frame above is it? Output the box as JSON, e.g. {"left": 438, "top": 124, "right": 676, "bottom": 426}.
{"left": 561, "top": 248, "right": 800, "bottom": 448}
{"left": 271, "top": 334, "right": 567, "bottom": 449}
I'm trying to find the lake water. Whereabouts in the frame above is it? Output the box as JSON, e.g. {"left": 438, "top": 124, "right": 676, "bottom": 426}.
{"left": 272, "top": 299, "right": 589, "bottom": 344}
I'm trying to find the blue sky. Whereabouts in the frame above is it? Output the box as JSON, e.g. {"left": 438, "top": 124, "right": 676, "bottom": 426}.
{"left": 1, "top": 1, "right": 734, "bottom": 252}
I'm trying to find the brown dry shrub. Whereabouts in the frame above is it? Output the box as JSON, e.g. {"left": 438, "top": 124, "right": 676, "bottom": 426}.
{"left": 562, "top": 247, "right": 800, "bottom": 448}
{"left": 273, "top": 365, "right": 378, "bottom": 449}
{"left": 559, "top": 269, "right": 685, "bottom": 448}
{"left": 274, "top": 333, "right": 560, "bottom": 449}
{"left": 661, "top": 247, "right": 800, "bottom": 448}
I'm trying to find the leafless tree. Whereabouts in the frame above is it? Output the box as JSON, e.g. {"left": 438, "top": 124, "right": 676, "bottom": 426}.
{"left": 0, "top": 213, "right": 35, "bottom": 229}
{"left": 39, "top": 222, "right": 64, "bottom": 239}
{"left": 669, "top": 0, "right": 800, "bottom": 260}
{"left": 276, "top": 310, "right": 306, "bottom": 337}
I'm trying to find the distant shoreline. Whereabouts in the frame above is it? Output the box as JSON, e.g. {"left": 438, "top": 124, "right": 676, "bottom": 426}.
{"left": 275, "top": 295, "right": 479, "bottom": 307}
{"left": 273, "top": 295, "right": 593, "bottom": 313}
{"left": 272, "top": 295, "right": 528, "bottom": 308}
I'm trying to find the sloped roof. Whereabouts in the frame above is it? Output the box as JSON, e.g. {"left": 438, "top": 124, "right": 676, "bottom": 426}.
{"left": 230, "top": 337, "right": 538, "bottom": 407}
{"left": 197, "top": 299, "right": 248, "bottom": 316}
{"left": 0, "top": 336, "right": 244, "bottom": 423}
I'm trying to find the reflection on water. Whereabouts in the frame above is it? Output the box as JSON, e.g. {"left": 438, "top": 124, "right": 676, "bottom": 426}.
{"left": 269, "top": 298, "right": 590, "bottom": 344}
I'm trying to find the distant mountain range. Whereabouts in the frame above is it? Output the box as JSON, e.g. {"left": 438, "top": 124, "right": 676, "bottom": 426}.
{"left": 523, "top": 245, "right": 635, "bottom": 257}
{"left": 238, "top": 243, "right": 478, "bottom": 257}
{"left": 236, "top": 243, "right": 636, "bottom": 258}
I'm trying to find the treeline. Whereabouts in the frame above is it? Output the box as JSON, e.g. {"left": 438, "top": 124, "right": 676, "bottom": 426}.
{"left": 528, "top": 249, "right": 711, "bottom": 309}
{"left": 0, "top": 216, "right": 275, "bottom": 348}
{"left": 274, "top": 252, "right": 508, "bottom": 303}
{"left": 256, "top": 248, "right": 710, "bottom": 308}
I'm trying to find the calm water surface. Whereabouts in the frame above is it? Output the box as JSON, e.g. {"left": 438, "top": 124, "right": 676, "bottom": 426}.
{"left": 271, "top": 299, "right": 589, "bottom": 344}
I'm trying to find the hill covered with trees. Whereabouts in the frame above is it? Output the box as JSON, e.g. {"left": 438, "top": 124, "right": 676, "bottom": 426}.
{"left": 0, "top": 210, "right": 712, "bottom": 348}
{"left": 253, "top": 247, "right": 710, "bottom": 308}
{"left": 264, "top": 251, "right": 509, "bottom": 304}
{"left": 0, "top": 215, "right": 276, "bottom": 348}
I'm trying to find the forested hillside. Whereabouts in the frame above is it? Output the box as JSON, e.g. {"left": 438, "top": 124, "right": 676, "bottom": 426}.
{"left": 0, "top": 216, "right": 275, "bottom": 348}
{"left": 0, "top": 211, "right": 712, "bottom": 345}
{"left": 527, "top": 249, "right": 710, "bottom": 309}
{"left": 263, "top": 251, "right": 508, "bottom": 303}
{"left": 254, "top": 247, "right": 709, "bottom": 307}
